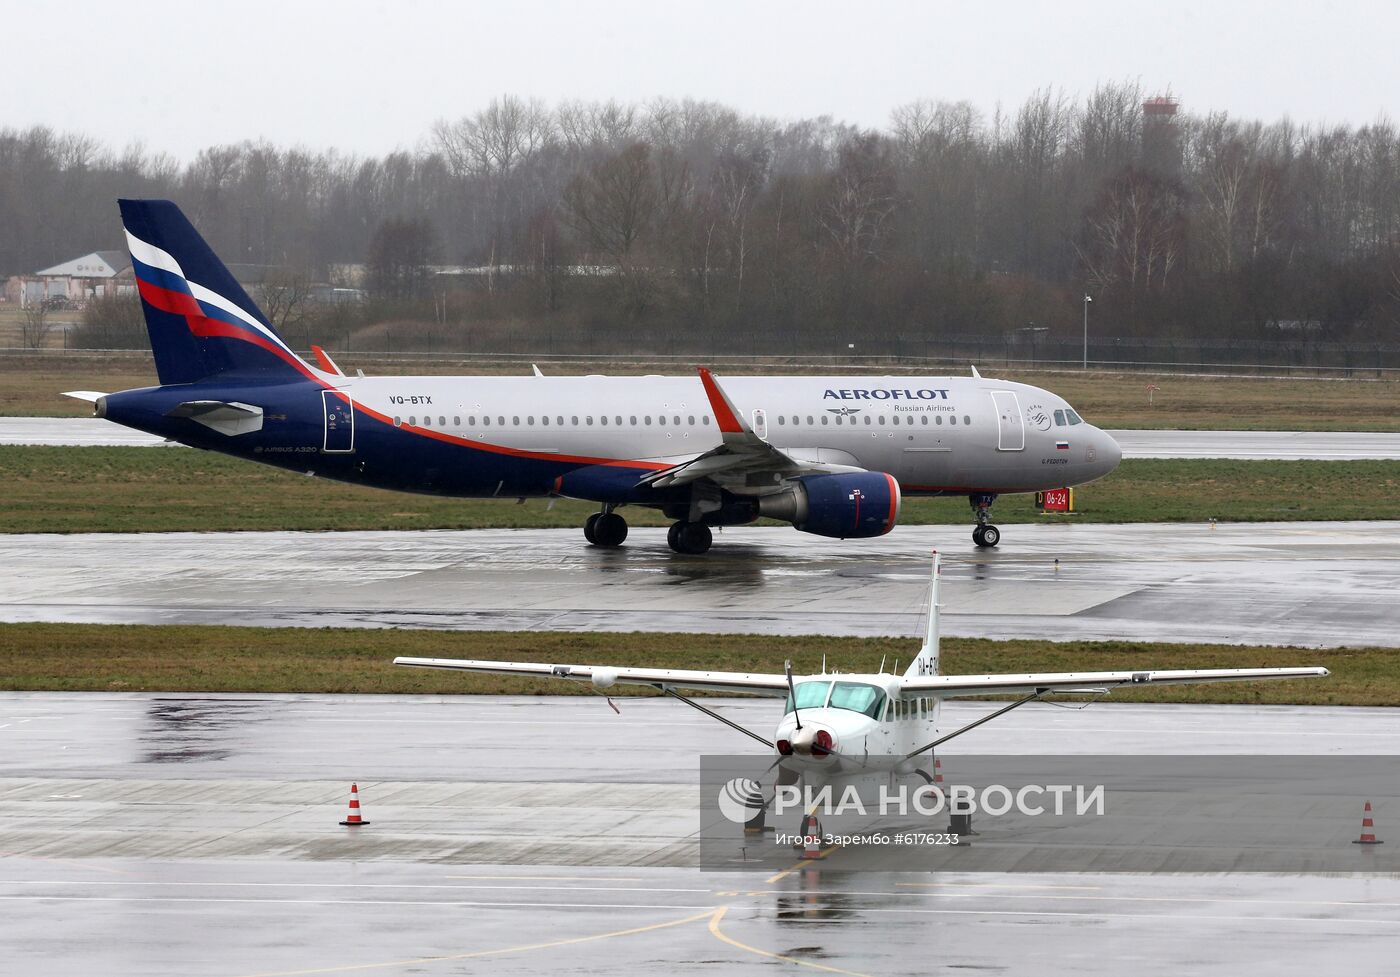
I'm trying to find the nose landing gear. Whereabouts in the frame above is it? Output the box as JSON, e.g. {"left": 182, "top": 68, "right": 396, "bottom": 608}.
{"left": 969, "top": 493, "right": 1000, "bottom": 548}
{"left": 584, "top": 508, "right": 628, "bottom": 548}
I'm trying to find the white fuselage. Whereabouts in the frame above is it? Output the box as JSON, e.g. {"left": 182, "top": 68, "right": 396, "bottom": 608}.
{"left": 334, "top": 373, "right": 1120, "bottom": 496}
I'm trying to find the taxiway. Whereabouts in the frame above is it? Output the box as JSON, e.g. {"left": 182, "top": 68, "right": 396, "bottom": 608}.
{"left": 2, "top": 693, "right": 1397, "bottom": 976}
{"left": 2, "top": 521, "right": 1398, "bottom": 646}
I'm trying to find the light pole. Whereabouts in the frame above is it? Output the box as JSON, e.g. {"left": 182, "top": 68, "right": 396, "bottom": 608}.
{"left": 1082, "top": 294, "right": 1093, "bottom": 369}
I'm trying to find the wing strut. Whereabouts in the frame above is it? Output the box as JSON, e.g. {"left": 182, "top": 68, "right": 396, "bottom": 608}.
{"left": 659, "top": 687, "right": 774, "bottom": 749}
{"left": 905, "top": 690, "right": 1047, "bottom": 758}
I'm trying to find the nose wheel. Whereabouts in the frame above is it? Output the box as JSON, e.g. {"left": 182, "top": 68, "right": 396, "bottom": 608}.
{"left": 973, "top": 524, "right": 1000, "bottom": 548}
{"left": 584, "top": 510, "right": 628, "bottom": 548}
{"left": 667, "top": 521, "right": 713, "bottom": 555}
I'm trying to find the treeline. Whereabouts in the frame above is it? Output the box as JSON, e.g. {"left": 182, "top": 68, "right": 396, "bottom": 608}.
{"left": 6, "top": 83, "right": 1400, "bottom": 355}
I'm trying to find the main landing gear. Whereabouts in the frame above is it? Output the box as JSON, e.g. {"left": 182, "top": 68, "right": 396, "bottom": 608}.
{"left": 667, "top": 520, "right": 713, "bottom": 555}
{"left": 969, "top": 493, "right": 1000, "bottom": 549}
{"left": 584, "top": 508, "right": 628, "bottom": 548}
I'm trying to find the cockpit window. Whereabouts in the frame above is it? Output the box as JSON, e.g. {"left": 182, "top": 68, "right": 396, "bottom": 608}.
{"left": 1066, "top": 409, "right": 1084, "bottom": 425}
{"left": 828, "top": 682, "right": 887, "bottom": 720}
{"left": 1053, "top": 409, "right": 1066, "bottom": 426}
{"left": 784, "top": 681, "right": 831, "bottom": 714}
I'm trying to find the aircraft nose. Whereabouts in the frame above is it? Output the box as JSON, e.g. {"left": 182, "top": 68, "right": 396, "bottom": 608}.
{"left": 1097, "top": 425, "right": 1120, "bottom": 475}
{"left": 1101, "top": 429, "right": 1122, "bottom": 470}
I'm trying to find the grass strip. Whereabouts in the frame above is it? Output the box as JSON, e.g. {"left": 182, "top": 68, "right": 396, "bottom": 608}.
{"left": 1, "top": 446, "right": 1398, "bottom": 533}
{"left": 0, "top": 623, "right": 1389, "bottom": 705}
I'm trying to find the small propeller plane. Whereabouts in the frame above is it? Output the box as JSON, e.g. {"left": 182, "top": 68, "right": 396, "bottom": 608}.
{"left": 395, "top": 552, "right": 1329, "bottom": 830}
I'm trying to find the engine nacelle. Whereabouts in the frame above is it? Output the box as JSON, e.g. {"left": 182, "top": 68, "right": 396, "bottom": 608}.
{"left": 758, "top": 472, "right": 901, "bottom": 539}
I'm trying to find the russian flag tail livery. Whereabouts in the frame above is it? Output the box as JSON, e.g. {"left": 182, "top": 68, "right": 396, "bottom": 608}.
{"left": 119, "top": 199, "right": 316, "bottom": 385}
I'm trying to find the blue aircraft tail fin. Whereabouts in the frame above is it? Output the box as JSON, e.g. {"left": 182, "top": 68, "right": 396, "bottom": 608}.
{"left": 118, "top": 198, "right": 315, "bottom": 385}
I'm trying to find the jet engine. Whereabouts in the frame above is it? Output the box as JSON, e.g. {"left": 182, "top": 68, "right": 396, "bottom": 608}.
{"left": 758, "top": 472, "right": 901, "bottom": 539}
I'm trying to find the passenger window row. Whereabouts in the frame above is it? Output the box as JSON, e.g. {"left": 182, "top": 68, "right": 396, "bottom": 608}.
{"left": 390, "top": 411, "right": 975, "bottom": 430}
{"left": 775, "top": 414, "right": 972, "bottom": 427}
{"left": 889, "top": 698, "right": 934, "bottom": 720}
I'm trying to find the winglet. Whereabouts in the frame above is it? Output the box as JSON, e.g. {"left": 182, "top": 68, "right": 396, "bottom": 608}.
{"left": 697, "top": 367, "right": 749, "bottom": 435}
{"left": 310, "top": 345, "right": 345, "bottom": 376}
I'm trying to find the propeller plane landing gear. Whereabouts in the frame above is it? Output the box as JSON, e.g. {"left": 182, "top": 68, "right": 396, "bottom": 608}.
{"left": 584, "top": 509, "right": 628, "bottom": 548}
{"left": 667, "top": 520, "right": 713, "bottom": 555}
{"left": 969, "top": 493, "right": 1000, "bottom": 549}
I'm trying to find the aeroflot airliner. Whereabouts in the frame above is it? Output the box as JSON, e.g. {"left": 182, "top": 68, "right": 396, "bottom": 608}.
{"left": 67, "top": 200, "right": 1122, "bottom": 555}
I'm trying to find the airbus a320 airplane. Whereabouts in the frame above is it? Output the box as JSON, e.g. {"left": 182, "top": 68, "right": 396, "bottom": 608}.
{"left": 69, "top": 200, "right": 1122, "bottom": 554}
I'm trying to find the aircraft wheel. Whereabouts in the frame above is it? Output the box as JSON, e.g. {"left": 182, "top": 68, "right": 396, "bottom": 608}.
{"left": 974, "top": 524, "right": 1000, "bottom": 548}
{"left": 591, "top": 512, "right": 628, "bottom": 547}
{"left": 668, "top": 521, "right": 712, "bottom": 555}
{"left": 584, "top": 512, "right": 600, "bottom": 545}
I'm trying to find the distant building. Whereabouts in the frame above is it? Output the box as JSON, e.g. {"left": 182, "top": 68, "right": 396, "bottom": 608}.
{"left": 3, "top": 251, "right": 353, "bottom": 309}
{"left": 1142, "top": 95, "right": 1182, "bottom": 175}
{"left": 4, "top": 250, "right": 135, "bottom": 307}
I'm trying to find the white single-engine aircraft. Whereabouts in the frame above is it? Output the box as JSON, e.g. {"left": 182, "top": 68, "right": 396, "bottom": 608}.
{"left": 396, "top": 552, "right": 1328, "bottom": 829}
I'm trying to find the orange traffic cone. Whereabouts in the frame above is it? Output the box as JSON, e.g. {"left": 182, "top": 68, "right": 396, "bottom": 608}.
{"left": 802, "top": 814, "right": 822, "bottom": 858}
{"left": 340, "top": 783, "right": 370, "bottom": 826}
{"left": 1353, "top": 801, "right": 1382, "bottom": 845}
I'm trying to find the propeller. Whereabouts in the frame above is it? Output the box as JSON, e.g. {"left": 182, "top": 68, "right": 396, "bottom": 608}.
{"left": 785, "top": 659, "right": 802, "bottom": 731}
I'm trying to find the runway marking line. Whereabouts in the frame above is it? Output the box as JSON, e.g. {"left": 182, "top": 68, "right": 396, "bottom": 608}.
{"left": 765, "top": 844, "right": 841, "bottom": 883}
{"left": 896, "top": 881, "right": 1101, "bottom": 890}
{"left": 0, "top": 879, "right": 712, "bottom": 894}
{"left": 707, "top": 905, "right": 875, "bottom": 977}
{"left": 224, "top": 906, "right": 720, "bottom": 977}
{"left": 444, "top": 874, "right": 644, "bottom": 882}
{"left": 6, "top": 894, "right": 1400, "bottom": 929}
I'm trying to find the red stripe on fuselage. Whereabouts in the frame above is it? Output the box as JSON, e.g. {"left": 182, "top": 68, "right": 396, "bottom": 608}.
{"left": 352, "top": 400, "right": 670, "bottom": 471}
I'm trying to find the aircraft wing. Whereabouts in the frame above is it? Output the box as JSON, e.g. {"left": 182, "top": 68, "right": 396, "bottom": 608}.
{"left": 393, "top": 656, "right": 792, "bottom": 696}
{"left": 902, "top": 666, "right": 1329, "bottom": 698}
{"left": 638, "top": 368, "right": 858, "bottom": 489}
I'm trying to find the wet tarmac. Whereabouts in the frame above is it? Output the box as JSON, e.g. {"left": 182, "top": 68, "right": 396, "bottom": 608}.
{"left": 3, "top": 693, "right": 1398, "bottom": 976}
{"left": 7, "top": 416, "right": 1400, "bottom": 458}
{"left": 3, "top": 521, "right": 1399, "bottom": 647}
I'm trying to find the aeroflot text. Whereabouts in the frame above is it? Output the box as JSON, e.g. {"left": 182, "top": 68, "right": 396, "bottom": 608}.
{"left": 771, "top": 783, "right": 1107, "bottom": 818}
{"left": 823, "top": 388, "right": 951, "bottom": 401}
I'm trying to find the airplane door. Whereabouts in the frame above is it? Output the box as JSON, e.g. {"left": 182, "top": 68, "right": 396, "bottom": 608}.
{"left": 321, "top": 389, "right": 355, "bottom": 453}
{"left": 990, "top": 390, "right": 1024, "bottom": 451}
{"left": 751, "top": 408, "right": 768, "bottom": 441}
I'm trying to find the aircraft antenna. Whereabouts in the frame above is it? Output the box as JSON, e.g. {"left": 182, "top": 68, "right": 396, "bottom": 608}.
{"left": 878, "top": 654, "right": 886, "bottom": 674}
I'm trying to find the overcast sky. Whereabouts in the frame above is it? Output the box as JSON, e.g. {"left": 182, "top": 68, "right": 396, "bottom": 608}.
{"left": 5, "top": 0, "right": 1397, "bottom": 160}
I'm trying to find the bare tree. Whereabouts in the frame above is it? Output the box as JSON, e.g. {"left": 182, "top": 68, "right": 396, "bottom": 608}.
{"left": 257, "top": 269, "right": 314, "bottom": 337}
{"left": 366, "top": 217, "right": 437, "bottom": 299}
{"left": 20, "top": 302, "right": 54, "bottom": 349}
